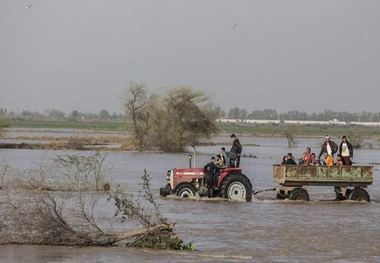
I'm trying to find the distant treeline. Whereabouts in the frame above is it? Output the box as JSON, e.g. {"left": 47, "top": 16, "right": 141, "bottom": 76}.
{"left": 223, "top": 108, "right": 380, "bottom": 122}
{"left": 0, "top": 108, "right": 124, "bottom": 122}
{"left": 2, "top": 107, "right": 380, "bottom": 123}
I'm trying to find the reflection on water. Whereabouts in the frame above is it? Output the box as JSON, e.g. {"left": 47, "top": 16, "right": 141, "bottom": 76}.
{"left": 0, "top": 137, "right": 379, "bottom": 262}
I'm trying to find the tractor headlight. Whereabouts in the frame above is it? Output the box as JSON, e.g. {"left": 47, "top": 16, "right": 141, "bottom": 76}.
{"left": 167, "top": 169, "right": 174, "bottom": 189}
{"left": 166, "top": 170, "right": 171, "bottom": 183}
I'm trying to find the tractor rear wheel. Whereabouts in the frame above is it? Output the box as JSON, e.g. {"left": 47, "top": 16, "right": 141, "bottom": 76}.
{"left": 348, "top": 188, "right": 370, "bottom": 202}
{"left": 220, "top": 174, "right": 252, "bottom": 202}
{"left": 289, "top": 188, "right": 310, "bottom": 201}
{"left": 175, "top": 183, "right": 196, "bottom": 198}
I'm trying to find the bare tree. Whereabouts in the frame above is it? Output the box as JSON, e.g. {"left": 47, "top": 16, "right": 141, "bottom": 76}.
{"left": 123, "top": 82, "right": 151, "bottom": 151}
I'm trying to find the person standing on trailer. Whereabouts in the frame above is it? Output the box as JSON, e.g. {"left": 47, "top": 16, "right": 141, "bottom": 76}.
{"left": 229, "top": 134, "right": 243, "bottom": 167}
{"left": 318, "top": 135, "right": 338, "bottom": 164}
{"left": 339, "top": 135, "right": 353, "bottom": 165}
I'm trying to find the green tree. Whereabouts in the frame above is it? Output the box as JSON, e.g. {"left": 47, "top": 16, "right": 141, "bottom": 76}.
{"left": 124, "top": 85, "right": 217, "bottom": 152}
{"left": 148, "top": 87, "right": 217, "bottom": 152}
{"left": 69, "top": 110, "right": 80, "bottom": 121}
{"left": 99, "top": 109, "right": 111, "bottom": 120}
{"left": 0, "top": 112, "right": 8, "bottom": 138}
{"left": 46, "top": 109, "right": 66, "bottom": 120}
{"left": 228, "top": 107, "right": 241, "bottom": 119}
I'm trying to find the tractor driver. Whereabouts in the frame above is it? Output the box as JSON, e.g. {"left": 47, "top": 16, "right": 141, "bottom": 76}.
{"left": 204, "top": 156, "right": 220, "bottom": 197}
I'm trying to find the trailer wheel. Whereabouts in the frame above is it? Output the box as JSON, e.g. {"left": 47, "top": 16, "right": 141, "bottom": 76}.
{"left": 348, "top": 188, "right": 370, "bottom": 202}
{"left": 289, "top": 188, "right": 310, "bottom": 201}
{"left": 175, "top": 183, "right": 196, "bottom": 198}
{"left": 220, "top": 174, "right": 252, "bottom": 202}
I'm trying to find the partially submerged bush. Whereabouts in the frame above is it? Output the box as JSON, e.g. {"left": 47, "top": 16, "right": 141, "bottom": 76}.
{"left": 4, "top": 153, "right": 111, "bottom": 192}
{"left": 0, "top": 154, "right": 193, "bottom": 250}
{"left": 124, "top": 84, "right": 217, "bottom": 152}
{"left": 54, "top": 153, "right": 109, "bottom": 191}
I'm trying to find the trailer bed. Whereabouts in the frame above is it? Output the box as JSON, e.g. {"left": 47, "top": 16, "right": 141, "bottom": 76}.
{"left": 273, "top": 165, "right": 373, "bottom": 187}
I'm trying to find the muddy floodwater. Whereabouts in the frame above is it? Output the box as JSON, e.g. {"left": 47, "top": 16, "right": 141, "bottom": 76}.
{"left": 0, "top": 136, "right": 379, "bottom": 262}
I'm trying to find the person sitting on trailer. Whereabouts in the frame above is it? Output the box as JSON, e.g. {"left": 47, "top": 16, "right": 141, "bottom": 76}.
{"left": 310, "top": 153, "right": 320, "bottom": 166}
{"left": 299, "top": 147, "right": 312, "bottom": 165}
{"left": 282, "top": 153, "right": 297, "bottom": 165}
{"left": 324, "top": 153, "right": 334, "bottom": 167}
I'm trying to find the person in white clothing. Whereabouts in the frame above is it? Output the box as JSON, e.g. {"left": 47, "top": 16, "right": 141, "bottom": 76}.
{"left": 339, "top": 135, "right": 353, "bottom": 165}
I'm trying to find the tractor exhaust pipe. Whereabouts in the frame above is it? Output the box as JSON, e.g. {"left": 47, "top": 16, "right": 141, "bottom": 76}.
{"left": 191, "top": 145, "right": 196, "bottom": 168}
{"left": 188, "top": 154, "right": 192, "bottom": 168}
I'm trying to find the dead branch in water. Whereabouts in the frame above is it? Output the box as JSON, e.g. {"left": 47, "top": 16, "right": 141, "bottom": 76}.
{"left": 0, "top": 154, "right": 193, "bottom": 250}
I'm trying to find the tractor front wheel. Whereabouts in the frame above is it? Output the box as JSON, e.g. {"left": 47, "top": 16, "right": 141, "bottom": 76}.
{"left": 175, "top": 183, "right": 196, "bottom": 198}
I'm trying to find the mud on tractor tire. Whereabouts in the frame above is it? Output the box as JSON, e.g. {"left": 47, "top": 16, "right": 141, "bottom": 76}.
{"left": 220, "top": 174, "right": 252, "bottom": 202}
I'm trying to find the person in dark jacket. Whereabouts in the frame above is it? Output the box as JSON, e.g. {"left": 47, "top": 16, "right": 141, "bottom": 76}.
{"left": 282, "top": 153, "right": 297, "bottom": 165}
{"left": 317, "top": 135, "right": 338, "bottom": 163}
{"left": 229, "top": 134, "right": 243, "bottom": 167}
{"left": 339, "top": 135, "right": 353, "bottom": 165}
{"left": 204, "top": 157, "right": 219, "bottom": 196}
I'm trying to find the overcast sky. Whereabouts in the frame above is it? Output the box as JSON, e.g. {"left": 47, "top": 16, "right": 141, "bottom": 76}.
{"left": 1, "top": 0, "right": 379, "bottom": 113}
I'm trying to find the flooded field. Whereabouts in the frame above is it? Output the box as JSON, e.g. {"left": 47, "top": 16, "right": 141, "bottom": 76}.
{"left": 0, "top": 135, "right": 379, "bottom": 262}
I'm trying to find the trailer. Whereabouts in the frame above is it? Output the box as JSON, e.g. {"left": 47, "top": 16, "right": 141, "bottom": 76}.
{"left": 273, "top": 165, "right": 374, "bottom": 202}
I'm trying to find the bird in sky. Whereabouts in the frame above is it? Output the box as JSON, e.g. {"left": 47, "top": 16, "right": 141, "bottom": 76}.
{"left": 27, "top": 4, "right": 34, "bottom": 9}
{"left": 232, "top": 23, "right": 238, "bottom": 30}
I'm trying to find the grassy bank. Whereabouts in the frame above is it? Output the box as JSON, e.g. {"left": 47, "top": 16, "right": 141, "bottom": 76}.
{"left": 8, "top": 119, "right": 380, "bottom": 139}
{"left": 9, "top": 119, "right": 130, "bottom": 132}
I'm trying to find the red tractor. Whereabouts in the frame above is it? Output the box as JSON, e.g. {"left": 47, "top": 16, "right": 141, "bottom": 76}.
{"left": 160, "top": 167, "right": 253, "bottom": 201}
